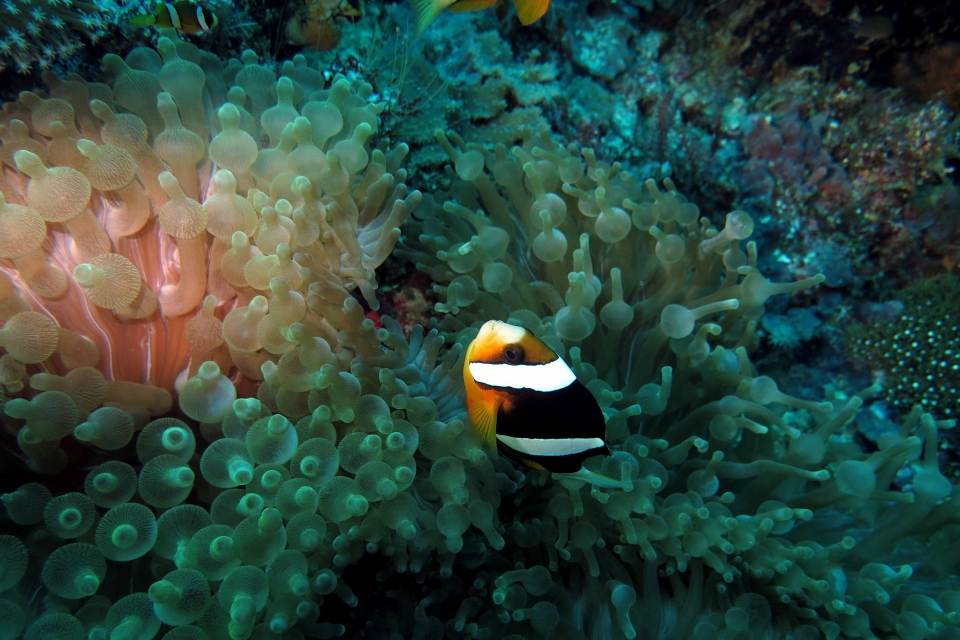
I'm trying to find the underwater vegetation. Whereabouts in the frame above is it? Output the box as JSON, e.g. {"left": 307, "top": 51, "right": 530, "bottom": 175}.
{"left": 0, "top": 4, "right": 959, "bottom": 640}
{"left": 0, "top": 0, "right": 109, "bottom": 74}
{"left": 355, "top": 10, "right": 558, "bottom": 172}
{"left": 331, "top": 1, "right": 959, "bottom": 300}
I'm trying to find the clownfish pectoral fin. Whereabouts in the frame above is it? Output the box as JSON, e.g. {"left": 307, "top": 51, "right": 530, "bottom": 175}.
{"left": 467, "top": 394, "right": 500, "bottom": 451}
{"left": 409, "top": 0, "right": 458, "bottom": 37}
{"left": 447, "top": 0, "right": 499, "bottom": 13}
{"left": 512, "top": 0, "right": 549, "bottom": 25}
{"left": 553, "top": 467, "right": 625, "bottom": 490}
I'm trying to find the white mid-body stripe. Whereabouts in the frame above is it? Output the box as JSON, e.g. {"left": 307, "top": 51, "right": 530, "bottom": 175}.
{"left": 196, "top": 5, "right": 209, "bottom": 30}
{"left": 496, "top": 434, "right": 605, "bottom": 457}
{"left": 469, "top": 358, "right": 576, "bottom": 392}
{"left": 164, "top": 2, "right": 182, "bottom": 30}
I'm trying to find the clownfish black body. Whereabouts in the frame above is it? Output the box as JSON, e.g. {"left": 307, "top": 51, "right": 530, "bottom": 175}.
{"left": 464, "top": 321, "right": 620, "bottom": 486}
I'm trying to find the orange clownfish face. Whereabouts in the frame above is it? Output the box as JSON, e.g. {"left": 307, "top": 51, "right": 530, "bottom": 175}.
{"left": 463, "top": 320, "right": 609, "bottom": 473}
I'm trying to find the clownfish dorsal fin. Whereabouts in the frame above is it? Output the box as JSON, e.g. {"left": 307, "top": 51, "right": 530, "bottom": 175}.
{"left": 554, "top": 467, "right": 625, "bottom": 490}
{"left": 467, "top": 393, "right": 500, "bottom": 450}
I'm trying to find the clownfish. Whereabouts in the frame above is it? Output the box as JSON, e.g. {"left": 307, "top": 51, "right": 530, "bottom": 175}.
{"left": 409, "top": 0, "right": 550, "bottom": 38}
{"left": 464, "top": 320, "right": 621, "bottom": 487}
{"left": 129, "top": 2, "right": 219, "bottom": 34}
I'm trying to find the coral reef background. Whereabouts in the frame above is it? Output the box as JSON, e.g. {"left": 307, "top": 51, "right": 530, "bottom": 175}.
{"left": 1, "top": 0, "right": 960, "bottom": 638}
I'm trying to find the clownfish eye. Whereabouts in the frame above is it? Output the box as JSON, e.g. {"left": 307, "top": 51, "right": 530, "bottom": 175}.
{"left": 503, "top": 345, "right": 524, "bottom": 364}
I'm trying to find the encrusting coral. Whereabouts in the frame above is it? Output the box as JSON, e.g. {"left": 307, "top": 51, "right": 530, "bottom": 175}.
{"left": 846, "top": 275, "right": 960, "bottom": 419}
{"left": 357, "top": 13, "right": 558, "bottom": 171}
{"left": 0, "top": 36, "right": 958, "bottom": 640}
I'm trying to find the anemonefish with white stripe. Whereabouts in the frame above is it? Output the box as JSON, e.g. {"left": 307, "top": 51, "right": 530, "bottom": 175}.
{"left": 129, "top": 2, "right": 219, "bottom": 34}
{"left": 464, "top": 320, "right": 622, "bottom": 487}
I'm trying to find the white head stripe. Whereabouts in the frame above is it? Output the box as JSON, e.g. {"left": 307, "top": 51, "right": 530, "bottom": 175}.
{"left": 496, "top": 435, "right": 605, "bottom": 457}
{"left": 165, "top": 2, "right": 182, "bottom": 30}
{"left": 196, "top": 5, "right": 209, "bottom": 30}
{"left": 489, "top": 322, "right": 526, "bottom": 343}
{"left": 469, "top": 358, "right": 576, "bottom": 392}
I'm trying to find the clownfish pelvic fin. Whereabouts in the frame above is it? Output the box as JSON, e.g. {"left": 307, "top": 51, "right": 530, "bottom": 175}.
{"left": 554, "top": 467, "right": 626, "bottom": 490}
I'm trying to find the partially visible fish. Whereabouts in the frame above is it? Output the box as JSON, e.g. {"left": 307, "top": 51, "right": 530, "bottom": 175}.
{"left": 409, "top": 0, "right": 550, "bottom": 37}
{"left": 129, "top": 2, "right": 220, "bottom": 34}
{"left": 464, "top": 320, "right": 622, "bottom": 487}
{"left": 852, "top": 15, "right": 893, "bottom": 45}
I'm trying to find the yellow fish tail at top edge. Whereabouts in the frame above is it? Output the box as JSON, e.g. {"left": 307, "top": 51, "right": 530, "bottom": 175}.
{"left": 410, "top": 0, "right": 549, "bottom": 36}
{"left": 447, "top": 0, "right": 499, "bottom": 14}
{"left": 410, "top": 0, "right": 459, "bottom": 37}
{"left": 513, "top": 0, "right": 550, "bottom": 25}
